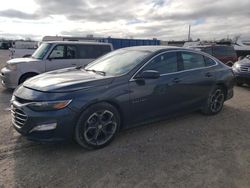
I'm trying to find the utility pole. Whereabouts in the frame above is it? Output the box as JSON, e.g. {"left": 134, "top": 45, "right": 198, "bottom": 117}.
{"left": 188, "top": 24, "right": 191, "bottom": 41}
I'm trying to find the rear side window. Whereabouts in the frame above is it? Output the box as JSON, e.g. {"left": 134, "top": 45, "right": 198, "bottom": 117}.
{"left": 143, "top": 52, "right": 178, "bottom": 74}
{"left": 78, "top": 45, "right": 111, "bottom": 59}
{"left": 181, "top": 52, "right": 206, "bottom": 70}
{"left": 66, "top": 45, "right": 77, "bottom": 59}
{"left": 213, "top": 46, "right": 236, "bottom": 56}
{"left": 204, "top": 56, "right": 216, "bottom": 66}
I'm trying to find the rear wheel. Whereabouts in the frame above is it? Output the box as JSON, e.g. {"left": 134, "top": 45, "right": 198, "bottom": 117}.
{"left": 202, "top": 87, "right": 225, "bottom": 115}
{"left": 75, "top": 102, "right": 120, "bottom": 149}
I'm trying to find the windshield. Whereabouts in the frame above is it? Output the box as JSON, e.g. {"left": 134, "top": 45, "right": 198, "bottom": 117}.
{"left": 85, "top": 49, "right": 150, "bottom": 76}
{"left": 32, "top": 43, "right": 52, "bottom": 59}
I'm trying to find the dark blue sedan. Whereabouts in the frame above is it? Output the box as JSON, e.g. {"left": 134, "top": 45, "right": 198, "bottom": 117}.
{"left": 11, "top": 46, "right": 234, "bottom": 149}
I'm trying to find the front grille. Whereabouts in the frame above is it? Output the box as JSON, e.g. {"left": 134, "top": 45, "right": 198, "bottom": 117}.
{"left": 240, "top": 66, "right": 250, "bottom": 72}
{"left": 11, "top": 106, "right": 27, "bottom": 128}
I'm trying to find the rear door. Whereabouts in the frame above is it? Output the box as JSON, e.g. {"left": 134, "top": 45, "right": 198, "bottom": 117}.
{"left": 176, "top": 51, "right": 216, "bottom": 109}
{"left": 45, "top": 44, "right": 78, "bottom": 71}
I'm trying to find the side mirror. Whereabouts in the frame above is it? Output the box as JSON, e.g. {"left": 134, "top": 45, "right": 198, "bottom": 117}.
{"left": 138, "top": 70, "right": 160, "bottom": 79}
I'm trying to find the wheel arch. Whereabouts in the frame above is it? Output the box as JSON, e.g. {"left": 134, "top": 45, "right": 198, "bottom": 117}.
{"left": 77, "top": 99, "right": 125, "bottom": 130}
{"left": 18, "top": 72, "right": 39, "bottom": 84}
{"left": 215, "top": 83, "right": 228, "bottom": 98}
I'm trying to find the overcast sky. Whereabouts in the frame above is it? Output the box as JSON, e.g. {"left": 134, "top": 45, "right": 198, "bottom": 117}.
{"left": 0, "top": 0, "right": 249, "bottom": 41}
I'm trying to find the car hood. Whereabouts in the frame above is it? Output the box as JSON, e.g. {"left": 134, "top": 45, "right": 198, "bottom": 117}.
{"left": 7, "top": 57, "right": 40, "bottom": 64}
{"left": 23, "top": 68, "right": 114, "bottom": 93}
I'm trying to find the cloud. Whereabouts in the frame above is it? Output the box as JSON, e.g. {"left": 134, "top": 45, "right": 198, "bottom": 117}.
{"left": 0, "top": 0, "right": 250, "bottom": 40}
{"left": 0, "top": 9, "right": 40, "bottom": 20}
{"left": 33, "top": 0, "right": 148, "bottom": 22}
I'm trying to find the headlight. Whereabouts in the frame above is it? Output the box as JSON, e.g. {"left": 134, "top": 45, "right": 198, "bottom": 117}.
{"left": 6, "top": 64, "right": 17, "bottom": 70}
{"left": 27, "top": 100, "right": 72, "bottom": 111}
{"left": 233, "top": 63, "right": 240, "bottom": 70}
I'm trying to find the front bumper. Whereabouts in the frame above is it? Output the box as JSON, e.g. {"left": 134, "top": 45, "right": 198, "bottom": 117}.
{"left": 11, "top": 100, "right": 78, "bottom": 142}
{"left": 233, "top": 69, "right": 250, "bottom": 84}
{"left": 1, "top": 67, "right": 19, "bottom": 89}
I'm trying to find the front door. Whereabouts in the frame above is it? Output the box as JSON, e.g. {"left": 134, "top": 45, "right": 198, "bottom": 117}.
{"left": 45, "top": 45, "right": 79, "bottom": 71}
{"left": 129, "top": 51, "right": 183, "bottom": 124}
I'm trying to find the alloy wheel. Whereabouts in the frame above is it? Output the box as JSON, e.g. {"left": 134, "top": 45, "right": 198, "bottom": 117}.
{"left": 81, "top": 110, "right": 118, "bottom": 146}
{"left": 210, "top": 89, "right": 225, "bottom": 113}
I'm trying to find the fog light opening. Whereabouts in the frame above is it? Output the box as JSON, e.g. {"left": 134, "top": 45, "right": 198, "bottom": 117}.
{"left": 29, "top": 122, "right": 57, "bottom": 133}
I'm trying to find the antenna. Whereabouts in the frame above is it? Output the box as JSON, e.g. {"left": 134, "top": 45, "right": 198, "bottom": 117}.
{"left": 188, "top": 24, "right": 191, "bottom": 41}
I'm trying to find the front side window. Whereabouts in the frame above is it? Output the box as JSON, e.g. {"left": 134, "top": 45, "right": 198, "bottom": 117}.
{"left": 49, "top": 45, "right": 65, "bottom": 59}
{"left": 142, "top": 52, "right": 178, "bottom": 74}
{"left": 181, "top": 52, "right": 206, "bottom": 70}
{"left": 32, "top": 43, "right": 52, "bottom": 59}
{"left": 85, "top": 49, "right": 150, "bottom": 76}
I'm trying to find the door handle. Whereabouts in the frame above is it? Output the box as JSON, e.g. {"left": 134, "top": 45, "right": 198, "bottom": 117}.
{"left": 172, "top": 78, "right": 181, "bottom": 83}
{"left": 205, "top": 72, "right": 212, "bottom": 77}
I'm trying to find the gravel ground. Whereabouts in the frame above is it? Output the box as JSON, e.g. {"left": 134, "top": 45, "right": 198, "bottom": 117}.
{"left": 0, "top": 50, "right": 9, "bottom": 69}
{"left": 0, "top": 50, "right": 250, "bottom": 188}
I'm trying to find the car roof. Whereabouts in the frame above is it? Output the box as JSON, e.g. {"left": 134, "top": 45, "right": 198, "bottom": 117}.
{"left": 120, "top": 46, "right": 219, "bottom": 60}
{"left": 43, "top": 41, "right": 112, "bottom": 46}
{"left": 121, "top": 45, "right": 186, "bottom": 52}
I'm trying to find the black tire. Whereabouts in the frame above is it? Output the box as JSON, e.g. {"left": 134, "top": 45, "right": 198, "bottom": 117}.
{"left": 19, "top": 73, "right": 37, "bottom": 84}
{"left": 236, "top": 81, "right": 243, "bottom": 86}
{"left": 202, "top": 86, "right": 225, "bottom": 115}
{"left": 75, "top": 102, "right": 120, "bottom": 149}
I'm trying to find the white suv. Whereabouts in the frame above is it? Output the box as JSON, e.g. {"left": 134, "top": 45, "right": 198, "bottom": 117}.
{"left": 1, "top": 41, "right": 113, "bottom": 88}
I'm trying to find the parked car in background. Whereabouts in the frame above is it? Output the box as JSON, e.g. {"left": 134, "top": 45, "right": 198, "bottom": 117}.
{"left": 9, "top": 41, "right": 38, "bottom": 59}
{"left": 234, "top": 38, "right": 250, "bottom": 59}
{"left": 232, "top": 55, "right": 250, "bottom": 86}
{"left": 42, "top": 36, "right": 161, "bottom": 50}
{"left": 0, "top": 41, "right": 113, "bottom": 88}
{"left": 11, "top": 46, "right": 234, "bottom": 149}
{"left": 0, "top": 41, "right": 12, "bottom": 49}
{"left": 190, "top": 45, "right": 237, "bottom": 66}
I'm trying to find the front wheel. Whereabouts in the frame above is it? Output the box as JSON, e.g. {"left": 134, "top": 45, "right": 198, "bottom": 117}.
{"left": 236, "top": 81, "right": 243, "bottom": 86}
{"left": 202, "top": 87, "right": 225, "bottom": 115}
{"left": 75, "top": 102, "right": 120, "bottom": 149}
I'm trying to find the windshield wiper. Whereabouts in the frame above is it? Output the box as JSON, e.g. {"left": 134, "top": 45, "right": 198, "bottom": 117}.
{"left": 84, "top": 68, "right": 106, "bottom": 76}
